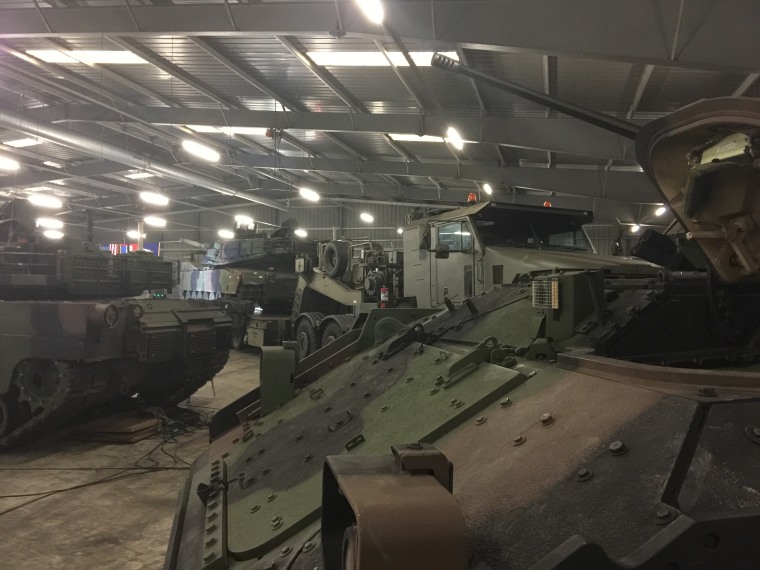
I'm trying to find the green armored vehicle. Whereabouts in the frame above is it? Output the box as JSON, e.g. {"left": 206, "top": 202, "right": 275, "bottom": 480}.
{"left": 180, "top": 219, "right": 318, "bottom": 349}
{"left": 165, "top": 66, "right": 760, "bottom": 568}
{"left": 0, "top": 199, "right": 231, "bottom": 447}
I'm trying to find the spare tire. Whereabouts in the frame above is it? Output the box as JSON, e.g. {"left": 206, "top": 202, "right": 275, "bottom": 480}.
{"left": 323, "top": 241, "right": 349, "bottom": 278}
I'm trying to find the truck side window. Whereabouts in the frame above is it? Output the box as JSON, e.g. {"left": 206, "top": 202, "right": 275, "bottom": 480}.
{"left": 437, "top": 221, "right": 472, "bottom": 252}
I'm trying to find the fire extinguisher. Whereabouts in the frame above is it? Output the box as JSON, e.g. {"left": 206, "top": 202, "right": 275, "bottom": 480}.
{"left": 380, "top": 286, "right": 389, "bottom": 308}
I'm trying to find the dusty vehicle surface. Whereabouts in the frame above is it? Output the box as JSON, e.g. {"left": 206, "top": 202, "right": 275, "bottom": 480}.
{"left": 164, "top": 72, "right": 760, "bottom": 570}
{"left": 0, "top": 200, "right": 231, "bottom": 447}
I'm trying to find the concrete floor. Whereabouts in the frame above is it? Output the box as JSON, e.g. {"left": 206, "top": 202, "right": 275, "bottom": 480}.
{"left": 0, "top": 349, "right": 260, "bottom": 569}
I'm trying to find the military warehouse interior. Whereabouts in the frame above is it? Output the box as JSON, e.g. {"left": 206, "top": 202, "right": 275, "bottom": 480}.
{"left": 0, "top": 1, "right": 759, "bottom": 569}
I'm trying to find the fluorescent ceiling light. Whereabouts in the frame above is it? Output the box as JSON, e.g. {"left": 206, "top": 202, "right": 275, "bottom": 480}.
{"left": 483, "top": 183, "right": 493, "bottom": 195}
{"left": 446, "top": 126, "right": 464, "bottom": 150}
{"left": 234, "top": 214, "right": 254, "bottom": 226}
{"left": 43, "top": 230, "right": 63, "bottom": 239}
{"left": 307, "top": 51, "right": 458, "bottom": 67}
{"left": 43, "top": 161, "right": 62, "bottom": 169}
{"left": 360, "top": 212, "right": 374, "bottom": 223}
{"left": 630, "top": 224, "right": 641, "bottom": 233}
{"left": 144, "top": 216, "right": 166, "bottom": 228}
{"left": 186, "top": 125, "right": 268, "bottom": 136}
{"left": 140, "top": 191, "right": 169, "bottom": 206}
{"left": 0, "top": 156, "right": 20, "bottom": 171}
{"left": 25, "top": 186, "right": 52, "bottom": 192}
{"left": 299, "top": 187, "right": 320, "bottom": 202}
{"left": 356, "top": 0, "right": 384, "bottom": 24}
{"left": 27, "top": 194, "right": 62, "bottom": 209}
{"left": 4, "top": 138, "right": 40, "bottom": 148}
{"left": 218, "top": 229, "right": 235, "bottom": 240}
{"left": 182, "top": 139, "right": 220, "bottom": 162}
{"left": 389, "top": 134, "right": 445, "bottom": 143}
{"left": 126, "top": 230, "right": 146, "bottom": 239}
{"left": 397, "top": 227, "right": 403, "bottom": 235}
{"left": 294, "top": 229, "right": 308, "bottom": 238}
{"left": 25, "top": 50, "right": 147, "bottom": 65}
{"left": 125, "top": 171, "right": 154, "bottom": 179}
{"left": 655, "top": 206, "right": 667, "bottom": 216}
{"left": 36, "top": 217, "right": 63, "bottom": 229}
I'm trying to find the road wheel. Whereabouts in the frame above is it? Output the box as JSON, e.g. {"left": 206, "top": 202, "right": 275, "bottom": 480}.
{"left": 321, "top": 321, "right": 343, "bottom": 346}
{"left": 296, "top": 319, "right": 318, "bottom": 359}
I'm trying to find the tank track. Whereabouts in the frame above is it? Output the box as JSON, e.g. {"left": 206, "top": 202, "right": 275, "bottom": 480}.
{"left": 0, "top": 351, "right": 229, "bottom": 450}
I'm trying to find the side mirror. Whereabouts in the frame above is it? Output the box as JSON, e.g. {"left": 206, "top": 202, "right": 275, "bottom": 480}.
{"left": 435, "top": 244, "right": 450, "bottom": 259}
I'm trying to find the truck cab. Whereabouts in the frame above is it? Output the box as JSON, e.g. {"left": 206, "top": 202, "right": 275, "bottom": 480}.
{"left": 404, "top": 201, "right": 656, "bottom": 308}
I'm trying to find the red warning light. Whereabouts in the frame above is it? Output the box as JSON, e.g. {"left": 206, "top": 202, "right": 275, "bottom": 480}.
{"left": 543, "top": 200, "right": 552, "bottom": 207}
{"left": 467, "top": 192, "right": 478, "bottom": 204}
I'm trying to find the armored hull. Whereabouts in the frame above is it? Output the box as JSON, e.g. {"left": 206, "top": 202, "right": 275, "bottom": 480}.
{"left": 0, "top": 297, "right": 230, "bottom": 448}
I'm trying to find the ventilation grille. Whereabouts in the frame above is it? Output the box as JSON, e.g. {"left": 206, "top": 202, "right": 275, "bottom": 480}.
{"left": 532, "top": 278, "right": 560, "bottom": 309}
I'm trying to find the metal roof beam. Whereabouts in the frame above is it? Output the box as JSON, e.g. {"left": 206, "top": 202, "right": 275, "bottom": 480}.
{"left": 45, "top": 104, "right": 636, "bottom": 161}
{"left": 0, "top": 2, "right": 758, "bottom": 73}
{"left": 228, "top": 153, "right": 659, "bottom": 203}
{"left": 107, "top": 36, "right": 240, "bottom": 109}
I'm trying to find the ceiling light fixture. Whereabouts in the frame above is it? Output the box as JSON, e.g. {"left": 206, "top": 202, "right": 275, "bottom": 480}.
{"left": 483, "top": 183, "right": 493, "bottom": 195}
{"left": 218, "top": 229, "right": 235, "bottom": 240}
{"left": 294, "top": 229, "right": 308, "bottom": 238}
{"left": 25, "top": 50, "right": 147, "bottom": 65}
{"left": 182, "top": 139, "right": 220, "bottom": 162}
{"left": 630, "top": 224, "right": 641, "bottom": 233}
{"left": 4, "top": 138, "right": 40, "bottom": 148}
{"left": 655, "top": 206, "right": 667, "bottom": 216}
{"left": 27, "top": 194, "right": 62, "bottom": 209}
{"left": 36, "top": 217, "right": 63, "bottom": 229}
{"left": 446, "top": 126, "right": 464, "bottom": 150}
{"left": 0, "top": 156, "right": 20, "bottom": 171}
{"left": 139, "top": 191, "right": 169, "bottom": 206}
{"left": 144, "top": 216, "right": 167, "bottom": 228}
{"left": 355, "top": 0, "right": 384, "bottom": 24}
{"left": 126, "top": 230, "right": 146, "bottom": 239}
{"left": 397, "top": 227, "right": 403, "bottom": 235}
{"left": 43, "top": 230, "right": 63, "bottom": 239}
{"left": 125, "top": 171, "right": 154, "bottom": 179}
{"left": 307, "top": 51, "right": 458, "bottom": 67}
{"left": 299, "top": 187, "right": 320, "bottom": 202}
{"left": 360, "top": 212, "right": 374, "bottom": 223}
{"left": 43, "top": 161, "right": 62, "bottom": 169}
{"left": 234, "top": 214, "right": 254, "bottom": 226}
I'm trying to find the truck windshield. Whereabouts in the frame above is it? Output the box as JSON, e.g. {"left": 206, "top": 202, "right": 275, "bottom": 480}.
{"left": 473, "top": 207, "right": 592, "bottom": 251}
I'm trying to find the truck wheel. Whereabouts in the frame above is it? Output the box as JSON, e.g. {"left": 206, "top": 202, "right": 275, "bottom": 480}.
{"left": 296, "top": 319, "right": 318, "bottom": 359}
{"left": 323, "top": 241, "right": 349, "bottom": 278}
{"left": 321, "top": 321, "right": 343, "bottom": 346}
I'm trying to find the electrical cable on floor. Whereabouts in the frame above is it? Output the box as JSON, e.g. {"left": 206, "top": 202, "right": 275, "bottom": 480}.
{"left": 0, "top": 406, "right": 214, "bottom": 518}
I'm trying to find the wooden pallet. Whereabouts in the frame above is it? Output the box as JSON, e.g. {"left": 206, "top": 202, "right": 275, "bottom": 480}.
{"left": 71, "top": 412, "right": 161, "bottom": 443}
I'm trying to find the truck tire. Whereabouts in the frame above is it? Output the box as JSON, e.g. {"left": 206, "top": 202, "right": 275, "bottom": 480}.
{"left": 323, "top": 241, "right": 349, "bottom": 278}
{"left": 296, "top": 319, "right": 318, "bottom": 359}
{"left": 321, "top": 321, "right": 343, "bottom": 346}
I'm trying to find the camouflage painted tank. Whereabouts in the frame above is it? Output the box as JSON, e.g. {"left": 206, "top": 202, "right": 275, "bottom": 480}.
{"left": 0, "top": 200, "right": 231, "bottom": 447}
{"left": 165, "top": 92, "right": 760, "bottom": 566}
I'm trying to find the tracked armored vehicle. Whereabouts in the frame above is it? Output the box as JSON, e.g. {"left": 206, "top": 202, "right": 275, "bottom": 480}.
{"left": 180, "top": 219, "right": 318, "bottom": 348}
{"left": 0, "top": 200, "right": 231, "bottom": 448}
{"left": 165, "top": 63, "right": 760, "bottom": 569}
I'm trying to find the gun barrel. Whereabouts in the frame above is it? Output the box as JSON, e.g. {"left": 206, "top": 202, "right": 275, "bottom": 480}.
{"left": 431, "top": 53, "right": 640, "bottom": 140}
